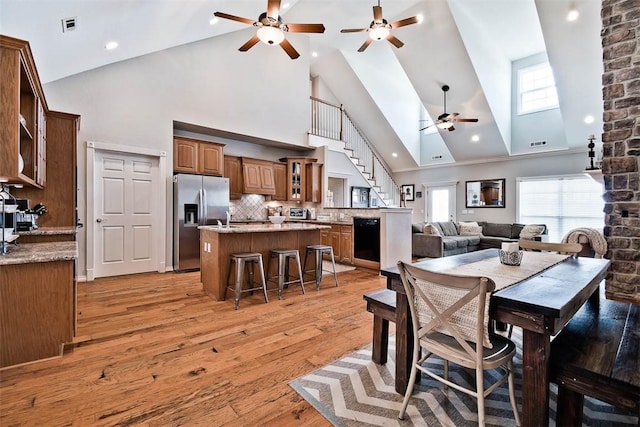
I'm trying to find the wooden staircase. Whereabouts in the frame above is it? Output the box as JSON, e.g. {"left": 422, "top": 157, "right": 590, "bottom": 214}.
{"left": 310, "top": 97, "right": 400, "bottom": 207}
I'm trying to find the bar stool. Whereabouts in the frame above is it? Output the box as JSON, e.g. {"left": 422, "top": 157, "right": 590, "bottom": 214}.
{"left": 302, "top": 245, "right": 339, "bottom": 290}
{"left": 266, "top": 249, "right": 305, "bottom": 299}
{"left": 224, "top": 252, "right": 268, "bottom": 310}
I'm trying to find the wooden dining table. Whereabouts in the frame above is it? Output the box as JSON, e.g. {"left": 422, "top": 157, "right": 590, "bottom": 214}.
{"left": 380, "top": 248, "right": 610, "bottom": 427}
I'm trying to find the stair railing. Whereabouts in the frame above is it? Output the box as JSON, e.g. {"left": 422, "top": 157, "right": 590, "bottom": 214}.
{"left": 310, "top": 97, "right": 400, "bottom": 206}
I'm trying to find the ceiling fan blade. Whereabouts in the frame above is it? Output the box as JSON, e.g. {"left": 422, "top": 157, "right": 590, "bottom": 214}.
{"left": 455, "top": 118, "right": 479, "bottom": 123}
{"left": 448, "top": 125, "right": 455, "bottom": 132}
{"left": 373, "top": 5, "right": 383, "bottom": 22}
{"left": 419, "top": 124, "right": 435, "bottom": 131}
{"left": 238, "top": 35, "right": 260, "bottom": 52}
{"left": 358, "top": 38, "right": 373, "bottom": 52}
{"left": 340, "top": 28, "right": 368, "bottom": 33}
{"left": 448, "top": 112, "right": 459, "bottom": 118}
{"left": 280, "top": 38, "right": 300, "bottom": 59}
{"left": 286, "top": 23, "right": 325, "bottom": 33}
{"left": 267, "top": 0, "right": 281, "bottom": 19}
{"left": 390, "top": 16, "right": 419, "bottom": 29}
{"left": 386, "top": 34, "right": 404, "bottom": 49}
{"left": 214, "top": 12, "right": 255, "bottom": 25}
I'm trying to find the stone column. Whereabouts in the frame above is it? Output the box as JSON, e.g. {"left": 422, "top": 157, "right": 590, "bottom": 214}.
{"left": 601, "top": 0, "right": 640, "bottom": 303}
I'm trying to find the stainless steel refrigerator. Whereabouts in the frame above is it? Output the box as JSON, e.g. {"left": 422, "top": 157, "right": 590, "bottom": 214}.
{"left": 173, "top": 174, "right": 229, "bottom": 271}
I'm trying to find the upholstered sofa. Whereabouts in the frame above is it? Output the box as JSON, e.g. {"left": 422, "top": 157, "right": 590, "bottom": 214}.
{"left": 411, "top": 221, "right": 547, "bottom": 258}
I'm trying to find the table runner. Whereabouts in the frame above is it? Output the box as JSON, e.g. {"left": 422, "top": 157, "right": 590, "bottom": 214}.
{"left": 442, "top": 251, "right": 570, "bottom": 291}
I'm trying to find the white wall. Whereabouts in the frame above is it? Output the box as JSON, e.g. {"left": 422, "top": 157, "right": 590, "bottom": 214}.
{"left": 42, "top": 30, "right": 313, "bottom": 277}
{"left": 394, "top": 150, "right": 587, "bottom": 225}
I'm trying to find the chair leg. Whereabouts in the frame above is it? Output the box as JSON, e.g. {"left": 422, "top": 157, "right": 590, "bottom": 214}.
{"left": 476, "top": 365, "right": 485, "bottom": 426}
{"left": 277, "top": 253, "right": 286, "bottom": 299}
{"left": 444, "top": 360, "right": 449, "bottom": 391}
{"left": 398, "top": 350, "right": 420, "bottom": 420}
{"left": 328, "top": 248, "right": 339, "bottom": 287}
{"left": 233, "top": 259, "right": 244, "bottom": 310}
{"left": 256, "top": 256, "right": 268, "bottom": 304}
{"left": 294, "top": 251, "right": 305, "bottom": 294}
{"left": 507, "top": 360, "right": 521, "bottom": 426}
{"left": 314, "top": 249, "right": 323, "bottom": 291}
{"left": 224, "top": 259, "right": 233, "bottom": 301}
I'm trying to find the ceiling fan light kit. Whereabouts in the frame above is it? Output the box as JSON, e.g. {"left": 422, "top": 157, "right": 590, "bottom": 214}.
{"left": 419, "top": 85, "right": 479, "bottom": 132}
{"left": 340, "top": 1, "right": 420, "bottom": 52}
{"left": 257, "top": 26, "right": 284, "bottom": 45}
{"left": 214, "top": 0, "right": 325, "bottom": 59}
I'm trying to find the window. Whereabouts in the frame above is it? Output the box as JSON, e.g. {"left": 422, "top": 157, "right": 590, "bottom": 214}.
{"left": 517, "top": 175, "right": 604, "bottom": 242}
{"left": 517, "top": 62, "right": 559, "bottom": 114}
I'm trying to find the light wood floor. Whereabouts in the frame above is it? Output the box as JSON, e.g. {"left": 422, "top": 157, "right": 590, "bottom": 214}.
{"left": 0, "top": 268, "right": 388, "bottom": 426}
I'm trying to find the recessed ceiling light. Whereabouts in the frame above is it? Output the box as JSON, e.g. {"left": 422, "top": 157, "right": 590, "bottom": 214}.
{"left": 312, "top": 51, "right": 318, "bottom": 57}
{"left": 416, "top": 14, "right": 424, "bottom": 24}
{"left": 209, "top": 17, "right": 219, "bottom": 25}
{"left": 567, "top": 7, "right": 579, "bottom": 22}
{"left": 392, "top": 152, "right": 398, "bottom": 158}
{"left": 105, "top": 41, "right": 118, "bottom": 50}
{"left": 584, "top": 115, "right": 595, "bottom": 124}
{"left": 471, "top": 135, "right": 480, "bottom": 142}
{"left": 282, "top": 2, "right": 291, "bottom": 9}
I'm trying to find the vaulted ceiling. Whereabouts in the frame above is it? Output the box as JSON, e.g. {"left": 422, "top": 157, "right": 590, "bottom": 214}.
{"left": 1, "top": 0, "right": 603, "bottom": 172}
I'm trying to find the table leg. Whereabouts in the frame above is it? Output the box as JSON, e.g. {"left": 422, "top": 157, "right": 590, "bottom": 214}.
{"left": 371, "top": 316, "right": 388, "bottom": 364}
{"left": 521, "top": 328, "right": 551, "bottom": 427}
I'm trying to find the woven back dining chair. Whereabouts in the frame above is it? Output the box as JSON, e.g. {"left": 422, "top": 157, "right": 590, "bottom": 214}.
{"left": 397, "top": 261, "right": 520, "bottom": 426}
{"left": 518, "top": 240, "right": 582, "bottom": 257}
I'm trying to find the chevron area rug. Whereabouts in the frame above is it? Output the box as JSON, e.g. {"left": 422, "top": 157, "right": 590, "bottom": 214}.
{"left": 290, "top": 331, "right": 639, "bottom": 426}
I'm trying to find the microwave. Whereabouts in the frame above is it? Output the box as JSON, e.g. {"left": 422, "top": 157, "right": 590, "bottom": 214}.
{"left": 289, "top": 208, "right": 307, "bottom": 220}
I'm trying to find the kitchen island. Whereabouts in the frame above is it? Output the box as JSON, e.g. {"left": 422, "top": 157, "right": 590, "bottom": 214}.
{"left": 0, "top": 241, "right": 78, "bottom": 368}
{"left": 199, "top": 223, "right": 330, "bottom": 301}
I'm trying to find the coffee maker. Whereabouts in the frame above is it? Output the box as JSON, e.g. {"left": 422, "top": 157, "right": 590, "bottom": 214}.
{"left": 14, "top": 199, "right": 43, "bottom": 231}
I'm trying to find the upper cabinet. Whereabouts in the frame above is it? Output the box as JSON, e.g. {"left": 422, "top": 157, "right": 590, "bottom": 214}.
{"left": 0, "top": 35, "right": 47, "bottom": 187}
{"left": 224, "top": 155, "right": 243, "bottom": 200}
{"left": 242, "top": 158, "right": 275, "bottom": 195}
{"left": 280, "top": 157, "right": 322, "bottom": 203}
{"left": 272, "top": 162, "right": 287, "bottom": 201}
{"left": 173, "top": 136, "right": 224, "bottom": 176}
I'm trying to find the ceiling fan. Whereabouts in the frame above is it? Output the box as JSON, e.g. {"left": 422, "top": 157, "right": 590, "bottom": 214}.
{"left": 213, "top": 0, "right": 325, "bottom": 59}
{"left": 420, "top": 85, "right": 479, "bottom": 132}
{"left": 340, "top": 1, "right": 420, "bottom": 52}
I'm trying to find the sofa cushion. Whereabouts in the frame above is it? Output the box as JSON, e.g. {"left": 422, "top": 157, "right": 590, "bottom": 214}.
{"left": 438, "top": 221, "right": 459, "bottom": 236}
{"left": 442, "top": 238, "right": 461, "bottom": 250}
{"left": 520, "top": 224, "right": 546, "bottom": 240}
{"left": 424, "top": 223, "right": 441, "bottom": 235}
{"left": 482, "top": 222, "right": 512, "bottom": 238}
{"left": 412, "top": 222, "right": 426, "bottom": 233}
{"left": 479, "top": 236, "right": 516, "bottom": 249}
{"left": 511, "top": 223, "right": 525, "bottom": 239}
{"left": 459, "top": 223, "right": 483, "bottom": 236}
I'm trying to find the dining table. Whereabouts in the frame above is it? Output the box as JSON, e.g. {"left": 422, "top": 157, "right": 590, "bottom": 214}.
{"left": 380, "top": 248, "right": 610, "bottom": 427}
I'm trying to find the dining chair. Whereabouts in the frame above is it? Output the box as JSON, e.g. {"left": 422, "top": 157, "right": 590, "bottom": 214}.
{"left": 397, "top": 261, "right": 520, "bottom": 426}
{"left": 518, "top": 239, "right": 582, "bottom": 256}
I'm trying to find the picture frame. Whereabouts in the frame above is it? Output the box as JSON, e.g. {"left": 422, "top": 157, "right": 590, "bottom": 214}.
{"left": 465, "top": 178, "right": 505, "bottom": 208}
{"left": 401, "top": 184, "right": 415, "bottom": 202}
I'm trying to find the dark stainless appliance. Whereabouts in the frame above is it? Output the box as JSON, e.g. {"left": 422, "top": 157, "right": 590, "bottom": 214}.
{"left": 289, "top": 207, "right": 307, "bottom": 220}
{"left": 353, "top": 217, "right": 380, "bottom": 262}
{"left": 173, "top": 174, "right": 229, "bottom": 271}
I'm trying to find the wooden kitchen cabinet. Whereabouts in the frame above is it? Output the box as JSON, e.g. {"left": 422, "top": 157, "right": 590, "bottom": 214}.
{"left": 0, "top": 35, "right": 47, "bottom": 188}
{"left": 320, "top": 224, "right": 353, "bottom": 264}
{"left": 280, "top": 157, "right": 321, "bottom": 202}
{"left": 224, "top": 155, "right": 243, "bottom": 200}
{"left": 242, "top": 158, "right": 275, "bottom": 195}
{"left": 173, "top": 136, "right": 224, "bottom": 176}
{"left": 273, "top": 162, "right": 287, "bottom": 201}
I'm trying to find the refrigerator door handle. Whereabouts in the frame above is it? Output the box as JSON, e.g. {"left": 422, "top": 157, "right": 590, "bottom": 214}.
{"left": 198, "top": 189, "right": 204, "bottom": 225}
{"left": 202, "top": 188, "right": 208, "bottom": 223}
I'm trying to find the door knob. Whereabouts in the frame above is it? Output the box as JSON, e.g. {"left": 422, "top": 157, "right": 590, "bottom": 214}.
{"left": 96, "top": 218, "right": 103, "bottom": 223}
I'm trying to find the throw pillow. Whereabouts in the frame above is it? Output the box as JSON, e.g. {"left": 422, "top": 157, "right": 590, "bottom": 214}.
{"left": 439, "top": 221, "right": 459, "bottom": 236}
{"left": 424, "top": 223, "right": 441, "bottom": 235}
{"left": 459, "top": 223, "right": 483, "bottom": 236}
{"left": 520, "top": 224, "right": 546, "bottom": 240}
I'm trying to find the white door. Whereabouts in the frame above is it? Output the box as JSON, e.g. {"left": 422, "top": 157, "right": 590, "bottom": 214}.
{"left": 425, "top": 183, "right": 457, "bottom": 223}
{"left": 93, "top": 150, "right": 159, "bottom": 278}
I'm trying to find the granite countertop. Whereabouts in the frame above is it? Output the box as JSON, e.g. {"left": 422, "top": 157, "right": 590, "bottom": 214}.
{"left": 17, "top": 226, "right": 78, "bottom": 236}
{"left": 200, "top": 223, "right": 331, "bottom": 233}
{"left": 0, "top": 241, "right": 78, "bottom": 266}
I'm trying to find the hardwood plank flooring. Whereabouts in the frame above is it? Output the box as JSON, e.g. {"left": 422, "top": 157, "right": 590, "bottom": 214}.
{"left": 0, "top": 268, "right": 389, "bottom": 426}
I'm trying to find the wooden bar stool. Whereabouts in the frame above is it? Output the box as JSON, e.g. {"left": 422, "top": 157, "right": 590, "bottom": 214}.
{"left": 302, "top": 244, "right": 339, "bottom": 290}
{"left": 266, "top": 249, "right": 305, "bottom": 299}
{"left": 224, "top": 252, "right": 268, "bottom": 310}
